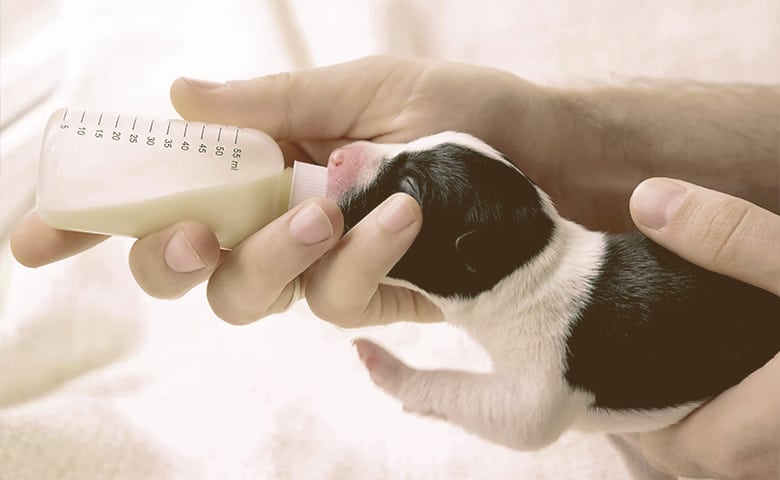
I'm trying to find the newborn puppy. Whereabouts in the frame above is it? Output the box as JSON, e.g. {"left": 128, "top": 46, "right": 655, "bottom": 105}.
{"left": 325, "top": 132, "right": 780, "bottom": 451}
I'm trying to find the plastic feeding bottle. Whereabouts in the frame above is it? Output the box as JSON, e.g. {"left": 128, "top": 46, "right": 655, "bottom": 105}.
{"left": 36, "top": 107, "right": 328, "bottom": 249}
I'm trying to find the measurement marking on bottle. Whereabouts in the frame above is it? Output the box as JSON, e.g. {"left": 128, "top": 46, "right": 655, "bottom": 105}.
{"left": 217, "top": 128, "right": 222, "bottom": 142}
{"left": 62, "top": 108, "right": 69, "bottom": 121}
{"left": 234, "top": 129, "right": 239, "bottom": 144}
{"left": 166, "top": 121, "right": 171, "bottom": 135}
{"left": 149, "top": 120, "right": 154, "bottom": 133}
{"left": 115, "top": 115, "right": 120, "bottom": 128}
{"left": 98, "top": 112, "right": 104, "bottom": 125}
{"left": 200, "top": 125, "right": 205, "bottom": 140}
{"left": 132, "top": 118, "right": 137, "bottom": 130}
{"left": 80, "top": 110, "right": 86, "bottom": 123}
{"left": 184, "top": 123, "right": 189, "bottom": 137}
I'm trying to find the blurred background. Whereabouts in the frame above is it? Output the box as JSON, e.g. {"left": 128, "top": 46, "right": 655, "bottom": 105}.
{"left": 1, "top": 1, "right": 778, "bottom": 478}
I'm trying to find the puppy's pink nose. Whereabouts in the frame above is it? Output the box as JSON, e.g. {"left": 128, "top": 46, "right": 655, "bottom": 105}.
{"left": 328, "top": 143, "right": 365, "bottom": 169}
{"left": 327, "top": 142, "right": 371, "bottom": 199}
{"left": 330, "top": 148, "right": 346, "bottom": 167}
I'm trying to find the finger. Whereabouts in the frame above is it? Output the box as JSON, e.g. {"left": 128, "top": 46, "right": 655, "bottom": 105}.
{"left": 10, "top": 212, "right": 107, "bottom": 267}
{"left": 169, "top": 56, "right": 422, "bottom": 142}
{"left": 640, "top": 353, "right": 780, "bottom": 479}
{"left": 630, "top": 178, "right": 780, "bottom": 295}
{"left": 306, "top": 193, "right": 443, "bottom": 328}
{"left": 128, "top": 221, "right": 222, "bottom": 299}
{"left": 206, "top": 198, "right": 343, "bottom": 325}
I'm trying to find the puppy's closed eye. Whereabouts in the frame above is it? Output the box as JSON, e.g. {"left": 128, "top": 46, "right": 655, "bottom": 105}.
{"left": 399, "top": 176, "right": 421, "bottom": 201}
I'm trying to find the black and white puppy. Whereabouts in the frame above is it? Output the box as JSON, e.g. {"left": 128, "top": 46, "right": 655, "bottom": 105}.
{"left": 325, "top": 132, "right": 780, "bottom": 451}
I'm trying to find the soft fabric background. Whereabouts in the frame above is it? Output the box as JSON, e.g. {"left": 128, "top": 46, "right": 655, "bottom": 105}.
{"left": 1, "top": 1, "right": 778, "bottom": 478}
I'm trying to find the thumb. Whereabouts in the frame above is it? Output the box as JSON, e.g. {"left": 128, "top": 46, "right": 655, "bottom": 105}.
{"left": 630, "top": 178, "right": 780, "bottom": 296}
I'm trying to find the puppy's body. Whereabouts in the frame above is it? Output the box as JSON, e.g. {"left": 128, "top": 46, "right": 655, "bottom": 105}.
{"left": 326, "top": 132, "right": 780, "bottom": 450}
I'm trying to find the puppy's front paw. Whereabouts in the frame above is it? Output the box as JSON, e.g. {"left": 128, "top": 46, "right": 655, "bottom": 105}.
{"left": 353, "top": 338, "right": 570, "bottom": 451}
{"left": 353, "top": 338, "right": 407, "bottom": 395}
{"left": 354, "top": 338, "right": 449, "bottom": 420}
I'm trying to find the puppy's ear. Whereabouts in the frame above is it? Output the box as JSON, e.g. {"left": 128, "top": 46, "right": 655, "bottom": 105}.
{"left": 454, "top": 218, "right": 553, "bottom": 276}
{"left": 454, "top": 228, "right": 520, "bottom": 275}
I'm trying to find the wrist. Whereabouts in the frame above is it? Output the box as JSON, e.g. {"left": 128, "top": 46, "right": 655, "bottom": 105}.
{"left": 527, "top": 81, "right": 780, "bottom": 231}
{"left": 549, "top": 83, "right": 780, "bottom": 212}
{"left": 520, "top": 85, "right": 643, "bottom": 231}
{"left": 489, "top": 78, "right": 582, "bottom": 189}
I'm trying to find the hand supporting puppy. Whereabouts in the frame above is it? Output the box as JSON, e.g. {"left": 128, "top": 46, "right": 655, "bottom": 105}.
{"left": 613, "top": 179, "right": 780, "bottom": 480}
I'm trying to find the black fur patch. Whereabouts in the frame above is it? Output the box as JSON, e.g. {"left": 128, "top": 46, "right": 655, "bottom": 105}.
{"left": 337, "top": 144, "right": 555, "bottom": 298}
{"left": 564, "top": 233, "right": 780, "bottom": 410}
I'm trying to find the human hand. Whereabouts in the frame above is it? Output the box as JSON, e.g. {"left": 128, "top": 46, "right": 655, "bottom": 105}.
{"left": 12, "top": 56, "right": 554, "bottom": 326}
{"left": 613, "top": 178, "right": 779, "bottom": 480}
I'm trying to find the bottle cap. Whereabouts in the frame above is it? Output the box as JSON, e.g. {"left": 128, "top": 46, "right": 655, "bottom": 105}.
{"left": 288, "top": 161, "right": 329, "bottom": 209}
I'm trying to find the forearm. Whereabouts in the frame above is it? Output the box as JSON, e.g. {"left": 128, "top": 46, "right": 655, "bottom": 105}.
{"left": 536, "top": 82, "right": 780, "bottom": 232}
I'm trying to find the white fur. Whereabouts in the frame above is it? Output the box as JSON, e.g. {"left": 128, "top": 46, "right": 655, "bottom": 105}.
{"left": 401, "top": 131, "right": 514, "bottom": 169}
{"left": 344, "top": 132, "right": 517, "bottom": 193}
{"left": 355, "top": 132, "right": 697, "bottom": 451}
{"left": 578, "top": 402, "right": 701, "bottom": 433}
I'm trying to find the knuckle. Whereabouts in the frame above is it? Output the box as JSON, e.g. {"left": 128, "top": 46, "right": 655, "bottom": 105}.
{"left": 306, "top": 291, "right": 365, "bottom": 328}
{"left": 700, "top": 197, "right": 754, "bottom": 268}
{"left": 206, "top": 278, "right": 265, "bottom": 325}
{"left": 206, "top": 286, "right": 238, "bottom": 324}
{"left": 265, "top": 71, "right": 295, "bottom": 140}
{"left": 307, "top": 302, "right": 350, "bottom": 328}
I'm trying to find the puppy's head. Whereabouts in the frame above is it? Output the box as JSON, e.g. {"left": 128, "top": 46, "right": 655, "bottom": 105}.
{"left": 327, "top": 132, "right": 556, "bottom": 299}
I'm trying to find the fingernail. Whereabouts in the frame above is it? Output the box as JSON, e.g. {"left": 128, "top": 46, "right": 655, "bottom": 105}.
{"left": 290, "top": 202, "right": 333, "bottom": 245}
{"left": 164, "top": 231, "right": 206, "bottom": 273}
{"left": 182, "top": 77, "right": 224, "bottom": 89}
{"left": 377, "top": 194, "right": 417, "bottom": 233}
{"left": 632, "top": 179, "right": 687, "bottom": 229}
